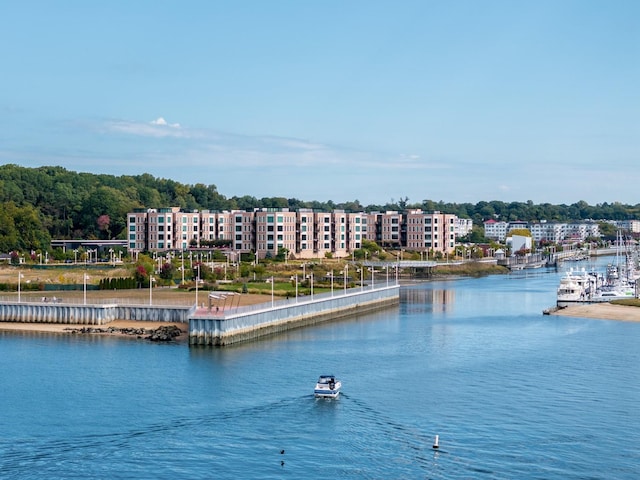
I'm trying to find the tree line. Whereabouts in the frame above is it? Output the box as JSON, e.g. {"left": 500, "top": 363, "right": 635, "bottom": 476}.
{"left": 1, "top": 164, "right": 639, "bottom": 252}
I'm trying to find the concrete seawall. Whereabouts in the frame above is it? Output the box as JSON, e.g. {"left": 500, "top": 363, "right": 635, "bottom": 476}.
{"left": 0, "top": 302, "right": 191, "bottom": 325}
{"left": 189, "top": 285, "right": 400, "bottom": 346}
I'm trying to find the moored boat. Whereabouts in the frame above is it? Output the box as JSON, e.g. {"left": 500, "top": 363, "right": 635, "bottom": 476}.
{"left": 556, "top": 268, "right": 598, "bottom": 307}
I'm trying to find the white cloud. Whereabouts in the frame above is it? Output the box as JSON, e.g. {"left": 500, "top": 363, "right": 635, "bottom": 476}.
{"left": 151, "top": 117, "right": 181, "bottom": 128}
{"left": 98, "top": 117, "right": 450, "bottom": 174}
{"left": 104, "top": 118, "right": 187, "bottom": 138}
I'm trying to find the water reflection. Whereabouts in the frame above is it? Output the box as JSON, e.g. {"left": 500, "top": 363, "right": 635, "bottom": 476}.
{"left": 402, "top": 285, "right": 455, "bottom": 315}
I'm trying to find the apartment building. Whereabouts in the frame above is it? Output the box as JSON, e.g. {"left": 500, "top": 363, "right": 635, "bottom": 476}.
{"left": 405, "top": 210, "right": 457, "bottom": 253}
{"left": 377, "top": 211, "right": 402, "bottom": 247}
{"left": 127, "top": 207, "right": 459, "bottom": 258}
{"left": 255, "top": 209, "right": 297, "bottom": 259}
{"left": 483, "top": 219, "right": 509, "bottom": 241}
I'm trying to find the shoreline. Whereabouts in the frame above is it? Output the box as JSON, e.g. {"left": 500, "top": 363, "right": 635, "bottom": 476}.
{"left": 548, "top": 303, "right": 640, "bottom": 322}
{"left": 0, "top": 320, "right": 189, "bottom": 341}
{"left": 3, "top": 295, "right": 640, "bottom": 340}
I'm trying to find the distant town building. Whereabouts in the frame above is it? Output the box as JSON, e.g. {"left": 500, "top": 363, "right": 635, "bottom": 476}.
{"left": 483, "top": 219, "right": 601, "bottom": 244}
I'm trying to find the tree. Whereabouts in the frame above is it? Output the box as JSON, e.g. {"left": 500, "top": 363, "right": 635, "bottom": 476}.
{"left": 97, "top": 215, "right": 111, "bottom": 239}
{"left": 159, "top": 262, "right": 175, "bottom": 280}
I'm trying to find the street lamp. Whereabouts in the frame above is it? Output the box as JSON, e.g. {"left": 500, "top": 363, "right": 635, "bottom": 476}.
{"left": 18, "top": 272, "right": 24, "bottom": 303}
{"left": 109, "top": 248, "right": 114, "bottom": 266}
{"left": 270, "top": 276, "right": 274, "bottom": 307}
{"left": 330, "top": 270, "right": 334, "bottom": 297}
{"left": 73, "top": 249, "right": 78, "bottom": 264}
{"left": 83, "top": 273, "right": 89, "bottom": 305}
{"left": 342, "top": 264, "right": 348, "bottom": 294}
{"left": 181, "top": 251, "right": 185, "bottom": 284}
{"left": 306, "top": 273, "right": 314, "bottom": 300}
{"left": 149, "top": 276, "right": 155, "bottom": 305}
{"left": 195, "top": 264, "right": 200, "bottom": 308}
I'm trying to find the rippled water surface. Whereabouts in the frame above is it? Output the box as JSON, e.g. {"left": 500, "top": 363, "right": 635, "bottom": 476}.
{"left": 1, "top": 258, "right": 639, "bottom": 479}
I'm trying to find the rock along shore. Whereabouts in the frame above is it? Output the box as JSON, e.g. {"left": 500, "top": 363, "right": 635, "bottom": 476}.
{"left": 0, "top": 320, "right": 186, "bottom": 341}
{"left": 64, "top": 324, "right": 183, "bottom": 341}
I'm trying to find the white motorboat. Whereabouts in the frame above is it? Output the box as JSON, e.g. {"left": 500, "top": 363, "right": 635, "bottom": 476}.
{"left": 556, "top": 268, "right": 598, "bottom": 307}
{"left": 556, "top": 258, "right": 638, "bottom": 307}
{"left": 314, "top": 375, "right": 341, "bottom": 398}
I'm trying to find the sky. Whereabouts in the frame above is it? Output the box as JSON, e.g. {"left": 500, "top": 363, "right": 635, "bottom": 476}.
{"left": 0, "top": 1, "right": 638, "bottom": 207}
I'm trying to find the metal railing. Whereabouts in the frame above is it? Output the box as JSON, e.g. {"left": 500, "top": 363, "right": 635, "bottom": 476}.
{"left": 194, "top": 280, "right": 399, "bottom": 318}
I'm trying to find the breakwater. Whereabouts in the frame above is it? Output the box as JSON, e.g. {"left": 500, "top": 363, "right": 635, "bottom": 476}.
{"left": 188, "top": 284, "right": 400, "bottom": 346}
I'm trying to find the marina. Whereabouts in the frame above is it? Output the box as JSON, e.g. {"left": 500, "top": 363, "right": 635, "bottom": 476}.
{"left": 556, "top": 238, "right": 639, "bottom": 307}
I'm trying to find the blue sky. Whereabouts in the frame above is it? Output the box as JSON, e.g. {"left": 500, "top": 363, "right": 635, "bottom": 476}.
{"left": 1, "top": 1, "right": 638, "bottom": 206}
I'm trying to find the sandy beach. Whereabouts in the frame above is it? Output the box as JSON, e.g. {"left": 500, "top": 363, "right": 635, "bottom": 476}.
{"left": 549, "top": 303, "right": 640, "bottom": 322}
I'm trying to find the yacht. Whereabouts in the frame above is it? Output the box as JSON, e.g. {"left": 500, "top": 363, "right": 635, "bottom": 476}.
{"left": 557, "top": 268, "right": 598, "bottom": 307}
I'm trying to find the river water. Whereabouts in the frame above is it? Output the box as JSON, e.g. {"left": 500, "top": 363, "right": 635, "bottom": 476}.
{"left": 1, "top": 257, "right": 638, "bottom": 479}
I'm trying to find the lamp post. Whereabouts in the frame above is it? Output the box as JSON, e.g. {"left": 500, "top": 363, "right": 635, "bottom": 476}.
{"left": 295, "top": 274, "right": 299, "bottom": 303}
{"left": 83, "top": 273, "right": 89, "bottom": 305}
{"left": 270, "top": 276, "right": 274, "bottom": 307}
{"left": 342, "top": 264, "right": 348, "bottom": 294}
{"left": 109, "top": 248, "right": 114, "bottom": 266}
{"left": 181, "top": 251, "right": 185, "bottom": 284}
{"left": 330, "top": 270, "right": 334, "bottom": 297}
{"left": 18, "top": 272, "right": 24, "bottom": 303}
{"left": 149, "top": 276, "right": 155, "bottom": 305}
{"left": 195, "top": 264, "right": 200, "bottom": 308}
{"left": 73, "top": 249, "right": 78, "bottom": 264}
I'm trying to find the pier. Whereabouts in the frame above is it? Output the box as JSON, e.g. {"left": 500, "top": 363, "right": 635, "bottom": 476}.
{"left": 188, "top": 283, "right": 400, "bottom": 346}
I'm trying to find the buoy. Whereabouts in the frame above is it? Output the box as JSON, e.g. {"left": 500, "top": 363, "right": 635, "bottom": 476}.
{"left": 432, "top": 435, "right": 439, "bottom": 449}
